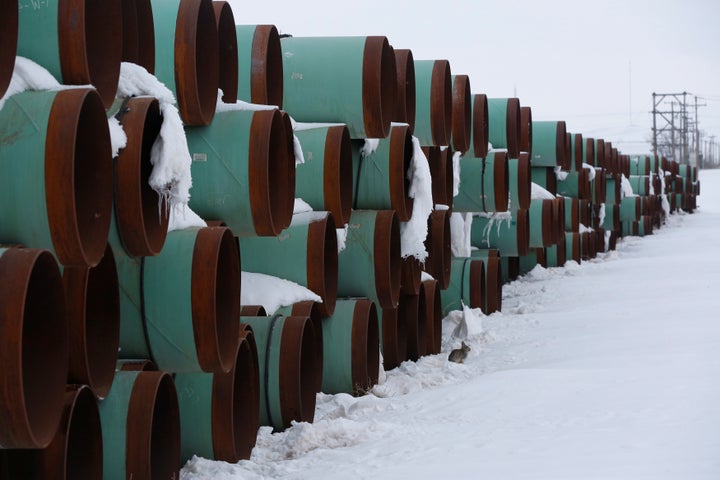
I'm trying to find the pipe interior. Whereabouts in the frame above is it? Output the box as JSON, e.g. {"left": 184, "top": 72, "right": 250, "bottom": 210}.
{"left": 149, "top": 374, "right": 180, "bottom": 480}
{"left": 215, "top": 2, "right": 238, "bottom": 104}
{"left": 65, "top": 387, "right": 103, "bottom": 479}
{"left": 138, "top": 98, "right": 168, "bottom": 255}
{"left": 212, "top": 228, "right": 242, "bottom": 370}
{"left": 83, "top": 0, "right": 122, "bottom": 107}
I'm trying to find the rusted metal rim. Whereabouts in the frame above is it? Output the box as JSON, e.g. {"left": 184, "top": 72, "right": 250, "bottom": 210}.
{"left": 323, "top": 125, "right": 352, "bottom": 225}
{"left": 595, "top": 139, "right": 606, "bottom": 168}
{"left": 567, "top": 232, "right": 581, "bottom": 263}
{"left": 468, "top": 259, "right": 485, "bottom": 311}
{"left": 580, "top": 168, "right": 592, "bottom": 200}
{"left": 400, "top": 255, "right": 422, "bottom": 295}
{"left": 545, "top": 165, "right": 558, "bottom": 196}
{"left": 0, "top": 248, "right": 67, "bottom": 449}
{"left": 423, "top": 146, "right": 447, "bottom": 207}
{"left": 451, "top": 74, "right": 472, "bottom": 153}
{"left": 517, "top": 153, "right": 531, "bottom": 210}
{"left": 174, "top": 0, "right": 219, "bottom": 125}
{"left": 279, "top": 316, "right": 318, "bottom": 427}
{"left": 429, "top": 59, "right": 452, "bottom": 146}
{"left": 584, "top": 137, "right": 595, "bottom": 166}
{"left": 633, "top": 196, "right": 642, "bottom": 219}
{"left": 422, "top": 279, "right": 442, "bottom": 355}
{"left": 239, "top": 305, "right": 267, "bottom": 316}
{"left": 579, "top": 199, "right": 592, "bottom": 230}
{"left": 306, "top": 214, "right": 338, "bottom": 317}
{"left": 373, "top": 210, "right": 401, "bottom": 309}
{"left": 284, "top": 301, "right": 324, "bottom": 395}
{"left": 564, "top": 133, "right": 572, "bottom": 171}
{"left": 389, "top": 124, "right": 414, "bottom": 222}
{"left": 553, "top": 197, "right": 565, "bottom": 244}
{"left": 237, "top": 325, "right": 260, "bottom": 457}
{"left": 604, "top": 142, "right": 614, "bottom": 172}
{"left": 505, "top": 98, "right": 521, "bottom": 158}
{"left": 401, "top": 292, "right": 423, "bottom": 362}
{"left": 46, "top": 88, "right": 112, "bottom": 268}
{"left": 351, "top": 299, "right": 380, "bottom": 395}
{"left": 126, "top": 371, "right": 180, "bottom": 479}
{"left": 611, "top": 204, "right": 620, "bottom": 231}
{"left": 554, "top": 121, "right": 568, "bottom": 170}
{"left": 362, "top": 36, "right": 395, "bottom": 138}
{"left": 119, "top": 359, "right": 159, "bottom": 371}
{"left": 120, "top": 0, "right": 155, "bottom": 72}
{"left": 555, "top": 232, "right": 567, "bottom": 266}
{"left": 393, "top": 49, "right": 416, "bottom": 132}
{"left": 114, "top": 96, "right": 168, "bottom": 257}
{"left": 423, "top": 209, "right": 451, "bottom": 290}
{"left": 537, "top": 248, "right": 548, "bottom": 268}
{"left": 442, "top": 148, "right": 454, "bottom": 208}
{"left": 213, "top": 1, "right": 239, "bottom": 104}
{"left": 64, "top": 244, "right": 120, "bottom": 398}
{"left": 248, "top": 109, "right": 295, "bottom": 236}
{"left": 572, "top": 133, "right": 583, "bottom": 170}
{"left": 492, "top": 151, "right": 510, "bottom": 212}
{"left": 380, "top": 307, "right": 405, "bottom": 371}
{"left": 644, "top": 216, "right": 654, "bottom": 234}
{"left": 249, "top": 25, "right": 283, "bottom": 107}
{"left": 506, "top": 256, "right": 520, "bottom": 282}
{"left": 581, "top": 231, "right": 597, "bottom": 260}
{"left": 516, "top": 208, "right": 530, "bottom": 257}
{"left": 594, "top": 228, "right": 606, "bottom": 253}
{"left": 58, "top": 0, "right": 122, "bottom": 108}
{"left": 520, "top": 105, "right": 532, "bottom": 157}
{"left": 472, "top": 94, "right": 489, "bottom": 158}
{"left": 0, "top": 0, "right": 17, "bottom": 98}
{"left": 568, "top": 197, "right": 580, "bottom": 232}
{"left": 483, "top": 255, "right": 502, "bottom": 314}
{"left": 191, "top": 226, "right": 241, "bottom": 373}
{"left": 594, "top": 168, "right": 606, "bottom": 204}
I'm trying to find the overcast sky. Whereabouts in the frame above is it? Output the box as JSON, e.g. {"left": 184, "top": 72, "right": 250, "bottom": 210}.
{"left": 228, "top": 0, "right": 720, "bottom": 155}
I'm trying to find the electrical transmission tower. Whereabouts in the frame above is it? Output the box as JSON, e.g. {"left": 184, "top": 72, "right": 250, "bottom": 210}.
{"left": 651, "top": 92, "right": 705, "bottom": 167}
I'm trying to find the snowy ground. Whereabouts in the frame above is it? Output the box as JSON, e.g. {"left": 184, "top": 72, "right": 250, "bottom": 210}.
{"left": 182, "top": 170, "right": 720, "bottom": 480}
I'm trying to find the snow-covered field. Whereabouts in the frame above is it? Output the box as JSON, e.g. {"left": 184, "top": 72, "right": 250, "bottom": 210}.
{"left": 182, "top": 170, "right": 720, "bottom": 480}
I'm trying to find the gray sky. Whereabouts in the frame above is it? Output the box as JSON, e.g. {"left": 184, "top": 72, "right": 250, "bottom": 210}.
{"left": 228, "top": 0, "right": 720, "bottom": 155}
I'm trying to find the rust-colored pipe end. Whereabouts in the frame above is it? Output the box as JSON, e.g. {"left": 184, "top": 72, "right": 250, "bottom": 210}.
{"left": 451, "top": 74, "right": 472, "bottom": 153}
{"left": 517, "top": 153, "right": 532, "bottom": 210}
{"left": 423, "top": 209, "right": 451, "bottom": 289}
{"left": 422, "top": 279, "right": 442, "bottom": 355}
{"left": 373, "top": 210, "right": 402, "bottom": 309}
{"left": 393, "top": 48, "right": 416, "bottom": 132}
{"left": 323, "top": 125, "right": 353, "bottom": 225}
{"left": 351, "top": 299, "right": 380, "bottom": 395}
{"left": 520, "top": 105, "right": 532, "bottom": 157}
{"left": 192, "top": 226, "right": 241, "bottom": 374}
{"left": 553, "top": 197, "right": 566, "bottom": 244}
{"left": 284, "top": 301, "right": 324, "bottom": 393}
{"left": 401, "top": 292, "right": 424, "bottom": 362}
{"left": 380, "top": 307, "right": 405, "bottom": 371}
{"left": 555, "top": 231, "right": 567, "bottom": 266}
{"left": 249, "top": 25, "right": 283, "bottom": 107}
{"left": 240, "top": 305, "right": 267, "bottom": 317}
{"left": 213, "top": 1, "right": 239, "bottom": 104}
{"left": 306, "top": 214, "right": 338, "bottom": 317}
{"left": 64, "top": 244, "right": 120, "bottom": 398}
{"left": 572, "top": 133, "right": 583, "bottom": 170}
{"left": 424, "top": 146, "right": 452, "bottom": 207}
{"left": 114, "top": 96, "right": 169, "bottom": 257}
{"left": 516, "top": 208, "right": 530, "bottom": 257}
{"left": 121, "top": 0, "right": 155, "bottom": 72}
{"left": 555, "top": 121, "right": 568, "bottom": 169}
{"left": 401, "top": 255, "right": 422, "bottom": 296}
{"left": 429, "top": 59, "right": 453, "bottom": 147}
{"left": 505, "top": 98, "right": 521, "bottom": 158}
{"left": 119, "top": 359, "right": 159, "bottom": 371}
{"left": 58, "top": 0, "right": 122, "bottom": 108}
{"left": 469, "top": 259, "right": 486, "bottom": 311}
{"left": 472, "top": 94, "right": 489, "bottom": 158}
{"left": 0, "top": 0, "right": 17, "bottom": 98}
{"left": 389, "top": 124, "right": 415, "bottom": 222}
{"left": 174, "top": 0, "right": 219, "bottom": 125}
{"left": 0, "top": 248, "right": 67, "bottom": 449}
{"left": 46, "top": 88, "right": 113, "bottom": 268}
{"left": 279, "top": 316, "right": 318, "bottom": 427}
{"left": 483, "top": 255, "right": 502, "bottom": 314}
{"left": 584, "top": 137, "right": 595, "bottom": 166}
{"left": 492, "top": 151, "right": 510, "bottom": 212}
{"left": 362, "top": 36, "right": 396, "bottom": 138}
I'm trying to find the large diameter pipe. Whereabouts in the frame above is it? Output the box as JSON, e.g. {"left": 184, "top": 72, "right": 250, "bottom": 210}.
{"left": 520, "top": 105, "right": 532, "bottom": 157}
{"left": 518, "top": 248, "right": 545, "bottom": 275}
{"left": 569, "top": 133, "right": 584, "bottom": 171}
{"left": 281, "top": 36, "right": 395, "bottom": 139}
{"left": 213, "top": 1, "right": 238, "bottom": 104}
{"left": 557, "top": 169, "right": 591, "bottom": 200}
{"left": 628, "top": 175, "right": 651, "bottom": 196}
{"left": 509, "top": 154, "right": 531, "bottom": 210}
{"left": 528, "top": 199, "right": 555, "bottom": 249}
{"left": 565, "top": 231, "right": 581, "bottom": 264}
{"left": 276, "top": 301, "right": 324, "bottom": 394}
{"left": 151, "top": 0, "right": 219, "bottom": 125}
{"left": 185, "top": 108, "right": 295, "bottom": 236}
{"left": 530, "top": 121, "right": 567, "bottom": 168}
{"left": 99, "top": 370, "right": 180, "bottom": 480}
{"left": 321, "top": 299, "right": 379, "bottom": 395}
{"left": 580, "top": 230, "right": 597, "bottom": 260}
{"left": 393, "top": 49, "right": 416, "bottom": 131}
{"left": 545, "top": 232, "right": 567, "bottom": 268}
{"left": 422, "top": 279, "right": 442, "bottom": 355}
{"left": 423, "top": 146, "right": 453, "bottom": 208}
{"left": 0, "top": 248, "right": 67, "bottom": 449}
{"left": 605, "top": 173, "right": 622, "bottom": 205}
{"left": 0, "top": 0, "right": 17, "bottom": 98}
{"left": 235, "top": 24, "right": 283, "bottom": 107}
{"left": 531, "top": 166, "right": 557, "bottom": 196}
{"left": 593, "top": 167, "right": 607, "bottom": 205}
{"left": 600, "top": 203, "right": 621, "bottom": 232}
{"left": 463, "top": 94, "right": 490, "bottom": 158}
{"left": 294, "top": 125, "right": 352, "bottom": 225}
{"left": 500, "top": 256, "right": 520, "bottom": 283}
{"left": 630, "top": 155, "right": 651, "bottom": 175}
{"left": 620, "top": 196, "right": 641, "bottom": 223}
{"left": 401, "top": 291, "right": 424, "bottom": 362}
{"left": 563, "top": 196, "right": 580, "bottom": 232}
{"left": 16, "top": 0, "right": 121, "bottom": 108}
{"left": 378, "top": 306, "right": 406, "bottom": 371}
{"left": 450, "top": 74, "right": 472, "bottom": 153}
{"left": 338, "top": 210, "right": 401, "bottom": 310}
{"left": 486, "top": 98, "right": 520, "bottom": 157}
{"left": 471, "top": 208, "right": 530, "bottom": 257}
{"left": 455, "top": 152, "right": 510, "bottom": 213}
{"left": 440, "top": 257, "right": 485, "bottom": 316}
{"left": 121, "top": 0, "right": 155, "bottom": 70}
{"left": 401, "top": 255, "right": 422, "bottom": 295}
{"left": 0, "top": 89, "right": 112, "bottom": 268}
{"left": 423, "top": 209, "right": 451, "bottom": 289}
{"left": 413, "top": 59, "right": 452, "bottom": 146}
{"left": 470, "top": 249, "right": 503, "bottom": 314}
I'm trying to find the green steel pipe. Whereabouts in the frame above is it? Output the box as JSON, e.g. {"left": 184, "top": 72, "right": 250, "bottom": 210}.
{"left": 546, "top": 233, "right": 567, "bottom": 268}
{"left": 486, "top": 98, "right": 521, "bottom": 158}
{"left": 378, "top": 305, "right": 406, "bottom": 370}
{"left": 213, "top": 1, "right": 238, "bottom": 104}
{"left": 352, "top": 124, "right": 414, "bottom": 221}
{"left": 582, "top": 136, "right": 595, "bottom": 168}
{"left": 151, "top": 0, "right": 219, "bottom": 125}
{"left": 185, "top": 108, "right": 295, "bottom": 236}
{"left": 569, "top": 133, "right": 584, "bottom": 171}
{"left": 594, "top": 227, "right": 607, "bottom": 253}
{"left": 16, "top": 0, "right": 121, "bottom": 108}
{"left": 338, "top": 210, "right": 401, "bottom": 309}
{"left": 294, "top": 125, "right": 353, "bottom": 225}
{"left": 563, "top": 196, "right": 580, "bottom": 232}
{"left": 455, "top": 152, "right": 510, "bottom": 213}
{"left": 235, "top": 24, "right": 283, "bottom": 107}
{"left": 0, "top": 89, "right": 112, "bottom": 268}
{"left": 0, "top": 247, "right": 67, "bottom": 449}
{"left": 628, "top": 175, "right": 651, "bottom": 196}
{"left": 630, "top": 155, "right": 651, "bottom": 175}
{"left": 557, "top": 169, "right": 591, "bottom": 200}
{"left": 423, "top": 209, "right": 451, "bottom": 289}
{"left": 565, "top": 232, "right": 581, "bottom": 264}
{"left": 276, "top": 301, "right": 325, "bottom": 395}
{"left": 500, "top": 256, "right": 520, "bottom": 284}
{"left": 620, "top": 196, "right": 641, "bottom": 223}
{"left": 440, "top": 257, "right": 484, "bottom": 316}
{"left": 423, "top": 146, "right": 453, "bottom": 207}
{"left": 638, "top": 216, "right": 654, "bottom": 236}
{"left": 470, "top": 209, "right": 530, "bottom": 257}
{"left": 592, "top": 167, "right": 607, "bottom": 204}
{"left": 593, "top": 138, "right": 606, "bottom": 169}
{"left": 320, "top": 298, "right": 379, "bottom": 395}
{"left": 530, "top": 121, "right": 567, "bottom": 168}
{"left": 0, "top": 0, "right": 16, "bottom": 98}
{"left": 580, "top": 230, "right": 597, "bottom": 260}
{"left": 281, "top": 36, "right": 395, "bottom": 139}
{"left": 518, "top": 248, "right": 545, "bottom": 275}
{"left": 531, "top": 166, "right": 557, "bottom": 195}
{"left": 98, "top": 370, "right": 180, "bottom": 480}
{"left": 464, "top": 94, "right": 489, "bottom": 158}
{"left": 413, "top": 59, "right": 452, "bottom": 146}
{"left": 241, "top": 315, "right": 318, "bottom": 431}
{"left": 551, "top": 197, "right": 565, "bottom": 244}
{"left": 240, "top": 212, "right": 338, "bottom": 317}
{"left": 401, "top": 255, "right": 422, "bottom": 295}
{"left": 650, "top": 155, "right": 661, "bottom": 175}
{"left": 175, "top": 333, "right": 260, "bottom": 463}
{"left": 393, "top": 49, "right": 416, "bottom": 131}
{"left": 600, "top": 203, "right": 620, "bottom": 232}
{"left": 528, "top": 199, "right": 554, "bottom": 249}
{"left": 520, "top": 105, "right": 532, "bottom": 157}
{"left": 120, "top": 0, "right": 155, "bottom": 71}
{"left": 509, "top": 155, "right": 531, "bottom": 210}
{"left": 422, "top": 279, "right": 443, "bottom": 355}
{"left": 237, "top": 323, "right": 261, "bottom": 458}
{"left": 469, "top": 249, "right": 503, "bottom": 314}
{"left": 605, "top": 173, "right": 621, "bottom": 205}
{"left": 579, "top": 199, "right": 592, "bottom": 228}
{"left": 450, "top": 74, "right": 472, "bottom": 153}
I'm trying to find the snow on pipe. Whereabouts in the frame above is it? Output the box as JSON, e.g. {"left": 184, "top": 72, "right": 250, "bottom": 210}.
{"left": 569, "top": 133, "right": 584, "bottom": 171}
{"left": 98, "top": 370, "right": 180, "bottom": 480}
{"left": 486, "top": 97, "right": 521, "bottom": 158}
{"left": 352, "top": 124, "right": 414, "bottom": 221}
{"left": 337, "top": 210, "right": 401, "bottom": 310}
{"left": 0, "top": 248, "right": 67, "bottom": 449}
{"left": 213, "top": 1, "right": 238, "bottom": 104}
{"left": 450, "top": 74, "right": 472, "bottom": 154}
{"left": 1, "top": 385, "right": 103, "bottom": 479}
{"left": 620, "top": 196, "right": 641, "bottom": 223}
{"left": 563, "top": 196, "right": 580, "bottom": 233}
{"left": 241, "top": 315, "right": 319, "bottom": 431}
{"left": 174, "top": 334, "right": 260, "bottom": 463}
{"left": 454, "top": 151, "right": 510, "bottom": 213}
{"left": 565, "top": 231, "right": 581, "bottom": 264}
{"left": 470, "top": 208, "right": 530, "bottom": 258}
{"left": 320, "top": 299, "right": 380, "bottom": 396}
{"left": 109, "top": 96, "right": 169, "bottom": 257}
{"left": 239, "top": 305, "right": 267, "bottom": 317}
{"left": 545, "top": 232, "right": 567, "bottom": 268}
{"left": 440, "top": 257, "right": 485, "bottom": 317}
{"left": 422, "top": 146, "right": 453, "bottom": 208}
{"left": 118, "top": 226, "right": 240, "bottom": 374}
{"left": 151, "top": 0, "right": 219, "bottom": 125}
{"left": 63, "top": 244, "right": 120, "bottom": 398}
{"left": 0, "top": 0, "right": 16, "bottom": 98}
{"left": 509, "top": 155, "right": 531, "bottom": 211}
{"left": 402, "top": 289, "right": 426, "bottom": 362}
{"left": 16, "top": 0, "right": 122, "bottom": 108}
{"left": 240, "top": 212, "right": 338, "bottom": 317}
{"left": 422, "top": 279, "right": 442, "bottom": 356}
{"left": 276, "top": 301, "right": 325, "bottom": 395}
{"left": 185, "top": 108, "right": 295, "bottom": 236}
{"left": 393, "top": 49, "right": 416, "bottom": 132}
{"left": 0, "top": 88, "right": 112, "bottom": 268}
{"left": 379, "top": 303, "right": 408, "bottom": 370}
{"left": 413, "top": 59, "right": 453, "bottom": 147}
{"left": 470, "top": 249, "right": 503, "bottom": 314}
{"left": 280, "top": 36, "right": 396, "bottom": 139}
{"left": 530, "top": 121, "right": 568, "bottom": 168}
{"left": 294, "top": 125, "right": 353, "bottom": 226}
{"left": 401, "top": 255, "right": 422, "bottom": 295}
{"left": 121, "top": 0, "right": 155, "bottom": 71}
{"left": 423, "top": 209, "right": 452, "bottom": 290}
{"left": 520, "top": 105, "right": 532, "bottom": 158}
{"left": 235, "top": 25, "right": 283, "bottom": 107}
{"left": 557, "top": 169, "right": 592, "bottom": 201}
